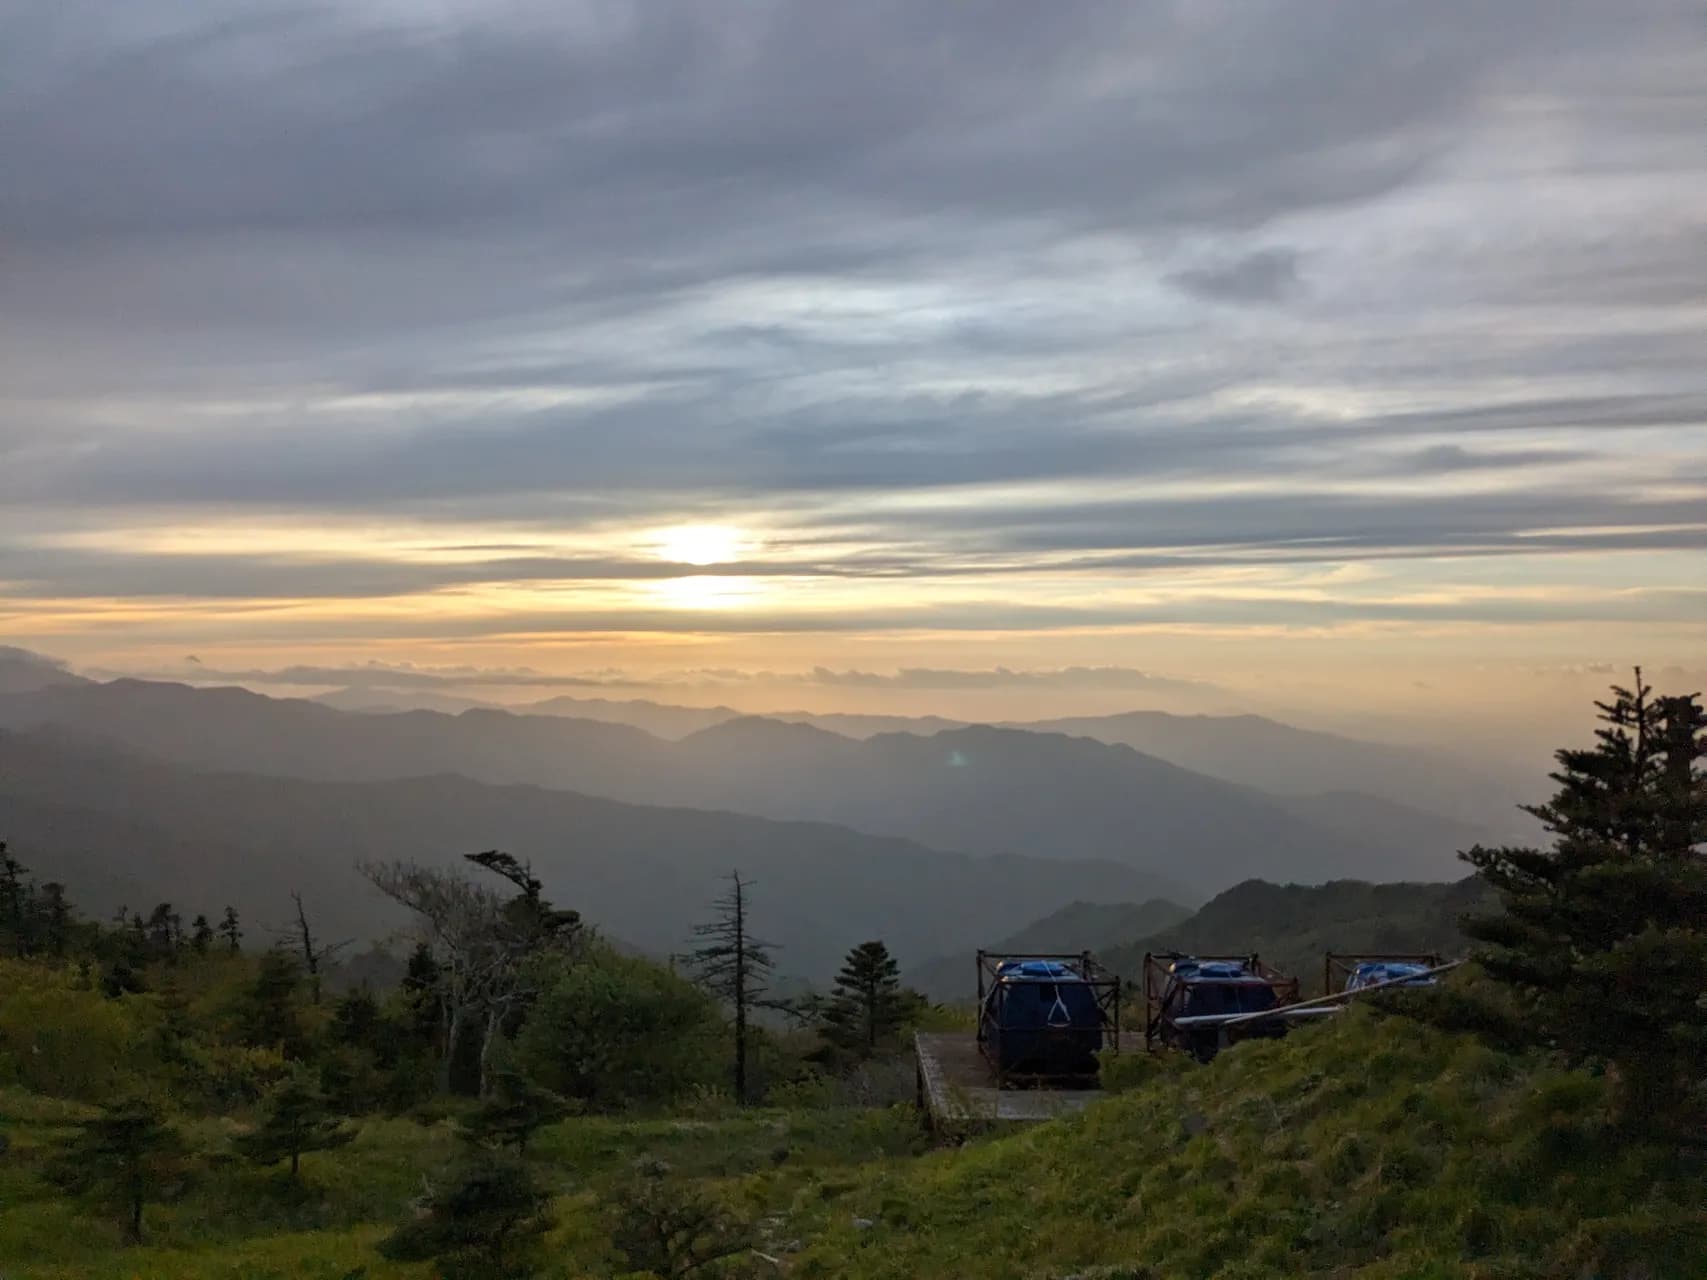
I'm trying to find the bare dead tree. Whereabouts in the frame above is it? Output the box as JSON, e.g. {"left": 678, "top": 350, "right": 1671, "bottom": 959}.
{"left": 359, "top": 853, "right": 580, "bottom": 1096}
{"left": 683, "top": 871, "right": 777, "bottom": 1105}
{"left": 275, "top": 891, "right": 352, "bottom": 1005}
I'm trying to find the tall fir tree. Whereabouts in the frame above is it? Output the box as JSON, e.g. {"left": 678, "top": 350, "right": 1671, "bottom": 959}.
{"left": 145, "top": 903, "right": 178, "bottom": 961}
{"left": 218, "top": 905, "right": 243, "bottom": 954}
{"left": 0, "top": 841, "right": 27, "bottom": 954}
{"left": 49, "top": 1097, "right": 187, "bottom": 1243}
{"left": 1445, "top": 672, "right": 1707, "bottom": 1128}
{"left": 684, "top": 870, "right": 776, "bottom": 1104}
{"left": 190, "top": 913, "right": 214, "bottom": 955}
{"left": 821, "top": 940, "right": 912, "bottom": 1058}
{"left": 238, "top": 949, "right": 306, "bottom": 1056}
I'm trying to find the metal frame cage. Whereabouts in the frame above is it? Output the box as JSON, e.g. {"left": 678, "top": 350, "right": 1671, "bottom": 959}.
{"left": 975, "top": 950, "right": 1122, "bottom": 1087}
{"left": 1323, "top": 951, "right": 1444, "bottom": 995}
{"left": 1142, "top": 951, "right": 1302, "bottom": 1055}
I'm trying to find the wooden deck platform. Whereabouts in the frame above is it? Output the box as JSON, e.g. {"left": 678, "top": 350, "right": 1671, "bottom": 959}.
{"left": 914, "top": 1031, "right": 1143, "bottom": 1124}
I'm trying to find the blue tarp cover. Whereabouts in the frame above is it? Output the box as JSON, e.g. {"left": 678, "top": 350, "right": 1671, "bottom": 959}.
{"left": 1347, "top": 961, "right": 1436, "bottom": 990}
{"left": 981, "top": 961, "right": 1105, "bottom": 1076}
{"left": 1165, "top": 958, "right": 1280, "bottom": 1019}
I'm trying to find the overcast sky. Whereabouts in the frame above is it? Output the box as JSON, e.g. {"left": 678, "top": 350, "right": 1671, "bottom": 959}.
{"left": 2, "top": 0, "right": 1704, "bottom": 724}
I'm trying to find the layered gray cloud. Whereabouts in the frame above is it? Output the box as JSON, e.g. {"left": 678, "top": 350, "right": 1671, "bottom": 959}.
{"left": 1169, "top": 249, "right": 1303, "bottom": 304}
{"left": 2, "top": 0, "right": 1705, "bottom": 646}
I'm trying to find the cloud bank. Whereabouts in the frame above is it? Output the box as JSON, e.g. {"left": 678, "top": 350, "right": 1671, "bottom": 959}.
{"left": 1, "top": 0, "right": 1704, "bottom": 679}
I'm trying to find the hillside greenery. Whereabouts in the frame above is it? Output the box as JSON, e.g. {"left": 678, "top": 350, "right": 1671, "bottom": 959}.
{"left": 5, "top": 1005, "right": 1703, "bottom": 1278}
{"left": 1, "top": 676, "right": 1702, "bottom": 1277}
{"left": 787, "top": 1007, "right": 1705, "bottom": 1279}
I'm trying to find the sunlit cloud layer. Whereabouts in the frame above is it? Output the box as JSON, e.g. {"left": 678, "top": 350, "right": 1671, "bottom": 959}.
{"left": 2, "top": 0, "right": 1705, "bottom": 693}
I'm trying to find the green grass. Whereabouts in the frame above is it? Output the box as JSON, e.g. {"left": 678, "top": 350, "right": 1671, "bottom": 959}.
{"left": 0, "top": 1081, "right": 926, "bottom": 1278}
{"left": 777, "top": 1010, "right": 1707, "bottom": 1279}
{"left": 4, "top": 1015, "right": 1704, "bottom": 1277}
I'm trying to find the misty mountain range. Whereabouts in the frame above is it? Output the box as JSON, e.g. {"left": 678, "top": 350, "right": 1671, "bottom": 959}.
{"left": 1, "top": 672, "right": 1496, "bottom": 888}
{"left": 0, "top": 649, "right": 1518, "bottom": 981}
{"left": 319, "top": 685, "right": 1524, "bottom": 830}
{"left": 0, "top": 727, "right": 1173, "bottom": 981}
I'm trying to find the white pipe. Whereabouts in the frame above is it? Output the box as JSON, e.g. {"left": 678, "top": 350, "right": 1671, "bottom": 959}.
{"left": 1218, "top": 958, "right": 1465, "bottom": 1030}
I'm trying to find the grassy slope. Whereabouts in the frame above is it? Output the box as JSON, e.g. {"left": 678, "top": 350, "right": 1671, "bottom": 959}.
{"left": 0, "top": 1085, "right": 926, "bottom": 1279}
{"left": 789, "top": 1010, "right": 1706, "bottom": 1279}
{"left": 5, "top": 1011, "right": 1704, "bottom": 1277}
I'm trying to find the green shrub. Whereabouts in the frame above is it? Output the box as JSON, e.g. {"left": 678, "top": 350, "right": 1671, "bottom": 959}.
{"left": 0, "top": 963, "right": 158, "bottom": 1100}
{"left": 514, "top": 946, "right": 723, "bottom": 1110}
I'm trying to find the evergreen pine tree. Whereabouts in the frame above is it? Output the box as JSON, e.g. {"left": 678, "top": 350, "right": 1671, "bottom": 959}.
{"left": 460, "top": 1068, "right": 573, "bottom": 1154}
{"left": 0, "top": 841, "right": 27, "bottom": 954}
{"left": 235, "top": 1072, "right": 357, "bottom": 1181}
{"left": 238, "top": 949, "right": 305, "bottom": 1056}
{"left": 49, "top": 1097, "right": 187, "bottom": 1243}
{"left": 378, "top": 1151, "right": 554, "bottom": 1280}
{"left": 145, "top": 903, "right": 177, "bottom": 961}
{"left": 330, "top": 987, "right": 383, "bottom": 1046}
{"left": 218, "top": 905, "right": 243, "bottom": 954}
{"left": 684, "top": 870, "right": 777, "bottom": 1104}
{"left": 190, "top": 913, "right": 214, "bottom": 955}
{"left": 402, "top": 940, "right": 444, "bottom": 1049}
{"left": 1445, "top": 672, "right": 1707, "bottom": 1128}
{"left": 37, "top": 881, "right": 72, "bottom": 956}
{"left": 822, "top": 939, "right": 911, "bottom": 1058}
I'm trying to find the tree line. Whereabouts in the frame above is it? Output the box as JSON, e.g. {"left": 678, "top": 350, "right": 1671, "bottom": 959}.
{"left": 0, "top": 839, "right": 930, "bottom": 1273}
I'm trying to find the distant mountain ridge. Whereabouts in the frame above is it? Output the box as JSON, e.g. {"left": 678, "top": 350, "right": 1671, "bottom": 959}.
{"left": 0, "top": 728, "right": 1177, "bottom": 982}
{"left": 0, "top": 672, "right": 1485, "bottom": 897}
{"left": 1009, "top": 711, "right": 1524, "bottom": 832}
{"left": 0, "top": 646, "right": 90, "bottom": 695}
{"left": 311, "top": 675, "right": 1520, "bottom": 829}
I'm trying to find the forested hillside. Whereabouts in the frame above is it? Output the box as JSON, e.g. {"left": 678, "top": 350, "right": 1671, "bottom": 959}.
{"left": 0, "top": 729, "right": 1170, "bottom": 981}
{"left": 1, "top": 677, "right": 1702, "bottom": 1278}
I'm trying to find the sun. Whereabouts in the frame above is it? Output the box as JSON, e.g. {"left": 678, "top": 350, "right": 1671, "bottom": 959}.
{"left": 654, "top": 524, "right": 746, "bottom": 567}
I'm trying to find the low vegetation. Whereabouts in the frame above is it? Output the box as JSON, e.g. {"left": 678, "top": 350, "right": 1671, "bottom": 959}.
{"left": 788, "top": 1007, "right": 1706, "bottom": 1279}
{"left": 0, "top": 677, "right": 1701, "bottom": 1276}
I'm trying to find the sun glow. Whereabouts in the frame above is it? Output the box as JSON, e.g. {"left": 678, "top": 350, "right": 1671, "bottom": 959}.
{"left": 649, "top": 575, "right": 762, "bottom": 610}
{"left": 653, "top": 524, "right": 747, "bottom": 566}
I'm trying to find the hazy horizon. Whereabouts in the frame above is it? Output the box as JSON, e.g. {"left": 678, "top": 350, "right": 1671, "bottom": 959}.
{"left": 13, "top": 643, "right": 1702, "bottom": 779}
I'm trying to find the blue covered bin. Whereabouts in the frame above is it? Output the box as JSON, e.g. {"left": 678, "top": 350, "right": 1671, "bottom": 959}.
{"left": 1346, "top": 961, "right": 1436, "bottom": 991}
{"left": 979, "top": 959, "right": 1107, "bottom": 1080}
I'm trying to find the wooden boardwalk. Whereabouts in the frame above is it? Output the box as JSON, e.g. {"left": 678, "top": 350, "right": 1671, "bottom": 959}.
{"left": 914, "top": 1031, "right": 1143, "bottom": 1124}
